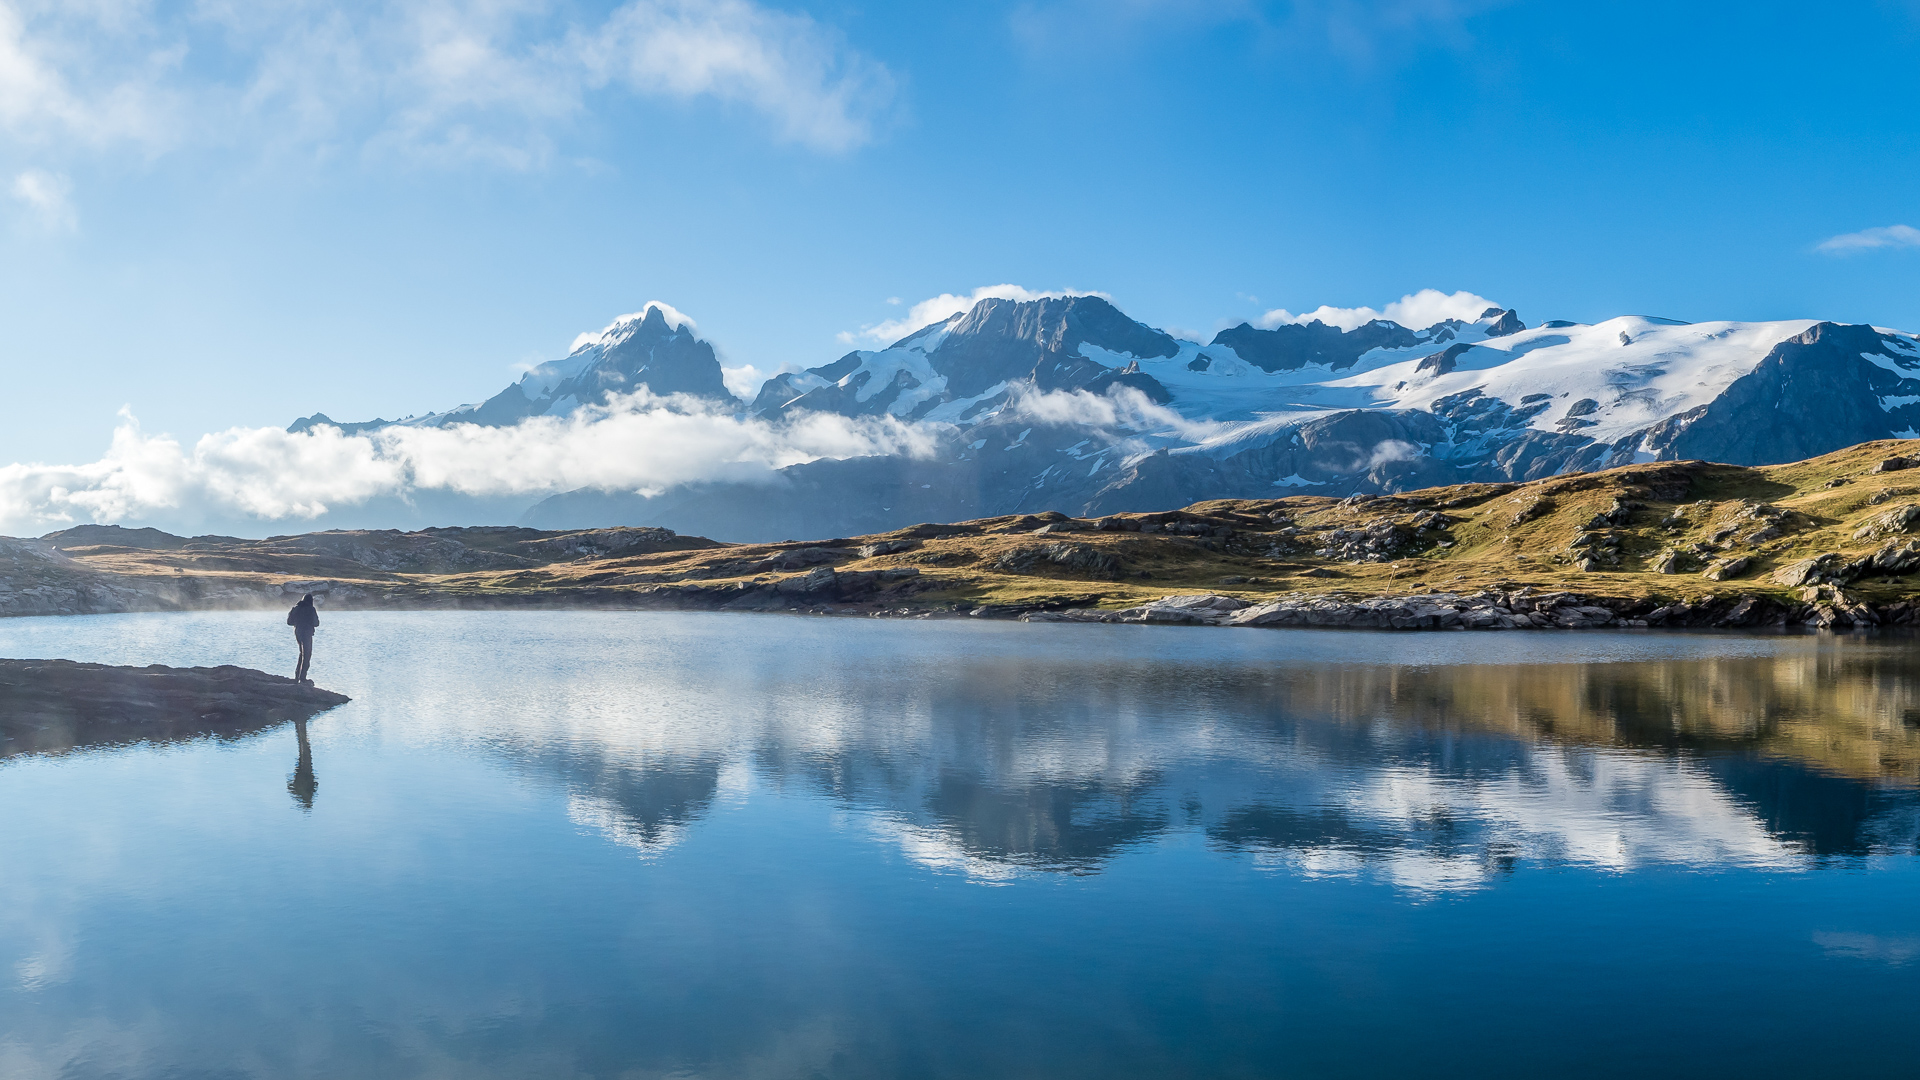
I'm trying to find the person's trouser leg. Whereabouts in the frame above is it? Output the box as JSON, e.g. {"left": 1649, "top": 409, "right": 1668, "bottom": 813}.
{"left": 296, "top": 634, "right": 313, "bottom": 682}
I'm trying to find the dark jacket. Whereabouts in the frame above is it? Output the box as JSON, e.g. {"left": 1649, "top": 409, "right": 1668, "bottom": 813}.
{"left": 287, "top": 599, "right": 319, "bottom": 634}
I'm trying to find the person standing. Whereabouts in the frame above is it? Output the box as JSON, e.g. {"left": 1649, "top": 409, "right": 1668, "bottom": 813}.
{"left": 287, "top": 593, "right": 320, "bottom": 685}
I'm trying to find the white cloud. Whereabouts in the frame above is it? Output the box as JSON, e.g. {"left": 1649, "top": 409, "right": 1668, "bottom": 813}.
{"left": 1009, "top": 385, "right": 1228, "bottom": 444}
{"left": 1817, "top": 224, "right": 1920, "bottom": 254}
{"left": 719, "top": 362, "right": 789, "bottom": 401}
{"left": 581, "top": 0, "right": 895, "bottom": 154}
{"left": 0, "top": 2, "right": 181, "bottom": 149}
{"left": 1367, "top": 439, "right": 1418, "bottom": 467}
{"left": 1257, "top": 288, "right": 1501, "bottom": 332}
{"left": 847, "top": 284, "right": 1113, "bottom": 346}
{"left": 0, "top": 393, "right": 944, "bottom": 534}
{"left": 1011, "top": 0, "right": 1511, "bottom": 64}
{"left": 9, "top": 167, "right": 74, "bottom": 230}
{"left": 0, "top": 0, "right": 896, "bottom": 167}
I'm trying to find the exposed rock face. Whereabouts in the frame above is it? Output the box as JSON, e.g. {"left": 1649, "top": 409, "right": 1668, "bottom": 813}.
{"left": 1026, "top": 591, "right": 1639, "bottom": 630}
{"left": 1853, "top": 504, "right": 1920, "bottom": 541}
{"left": 930, "top": 295, "right": 1179, "bottom": 398}
{"left": 754, "top": 295, "right": 1177, "bottom": 420}
{"left": 1210, "top": 318, "right": 1419, "bottom": 372}
{"left": 1414, "top": 343, "right": 1477, "bottom": 377}
{"left": 0, "top": 659, "right": 348, "bottom": 759}
{"left": 1639, "top": 323, "right": 1920, "bottom": 466}
{"left": 1482, "top": 308, "right": 1527, "bottom": 337}
{"left": 297, "top": 305, "right": 738, "bottom": 437}
{"left": 993, "top": 542, "right": 1120, "bottom": 577}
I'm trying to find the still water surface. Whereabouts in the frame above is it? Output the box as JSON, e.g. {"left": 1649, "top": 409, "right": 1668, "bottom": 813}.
{"left": 2, "top": 611, "right": 1918, "bottom": 1078}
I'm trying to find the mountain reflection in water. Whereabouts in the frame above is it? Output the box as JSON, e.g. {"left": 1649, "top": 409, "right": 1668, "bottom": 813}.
{"left": 5, "top": 613, "right": 1920, "bottom": 1078}
{"left": 498, "top": 635, "right": 1920, "bottom": 890}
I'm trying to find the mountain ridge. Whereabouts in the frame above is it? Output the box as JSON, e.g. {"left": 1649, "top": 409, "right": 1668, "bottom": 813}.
{"left": 289, "top": 294, "right": 1920, "bottom": 542}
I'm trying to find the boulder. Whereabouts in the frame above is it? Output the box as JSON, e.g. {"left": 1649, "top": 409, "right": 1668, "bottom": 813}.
{"left": 1769, "top": 554, "right": 1842, "bottom": 587}
{"left": 1116, "top": 593, "right": 1252, "bottom": 625}
{"left": 1852, "top": 504, "right": 1920, "bottom": 541}
{"left": 774, "top": 566, "right": 839, "bottom": 596}
{"left": 1704, "top": 556, "right": 1753, "bottom": 581}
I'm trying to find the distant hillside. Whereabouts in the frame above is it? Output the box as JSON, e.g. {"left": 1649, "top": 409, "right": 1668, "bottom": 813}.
{"left": 17, "top": 440, "right": 1920, "bottom": 632}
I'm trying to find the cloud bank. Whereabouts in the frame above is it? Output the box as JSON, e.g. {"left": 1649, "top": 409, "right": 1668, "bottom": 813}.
{"left": 1818, "top": 224, "right": 1920, "bottom": 254}
{"left": 0, "top": 393, "right": 943, "bottom": 536}
{"left": 842, "top": 284, "right": 1113, "bottom": 346}
{"left": 1257, "top": 288, "right": 1500, "bottom": 332}
{"left": 0, "top": 0, "right": 895, "bottom": 170}
{"left": 8, "top": 167, "right": 73, "bottom": 230}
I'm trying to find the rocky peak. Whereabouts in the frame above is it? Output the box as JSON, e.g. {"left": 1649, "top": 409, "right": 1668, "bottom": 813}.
{"left": 1483, "top": 309, "right": 1526, "bottom": 337}
{"left": 929, "top": 295, "right": 1180, "bottom": 398}
{"left": 1209, "top": 318, "right": 1421, "bottom": 373}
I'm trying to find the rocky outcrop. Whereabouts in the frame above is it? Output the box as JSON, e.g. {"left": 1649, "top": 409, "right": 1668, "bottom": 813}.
{"left": 1026, "top": 591, "right": 1643, "bottom": 631}
{"left": 0, "top": 659, "right": 348, "bottom": 759}
{"left": 993, "top": 542, "right": 1121, "bottom": 577}
{"left": 1210, "top": 318, "right": 1420, "bottom": 373}
{"left": 1020, "top": 589, "right": 1878, "bottom": 632}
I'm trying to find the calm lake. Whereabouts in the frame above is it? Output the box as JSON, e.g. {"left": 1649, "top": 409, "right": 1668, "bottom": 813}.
{"left": 2, "top": 611, "right": 1918, "bottom": 1078}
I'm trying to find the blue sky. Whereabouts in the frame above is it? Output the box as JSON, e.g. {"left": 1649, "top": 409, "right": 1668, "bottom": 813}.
{"left": 2, "top": 0, "right": 1918, "bottom": 466}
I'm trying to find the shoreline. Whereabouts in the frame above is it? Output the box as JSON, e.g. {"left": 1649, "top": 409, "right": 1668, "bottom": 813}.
{"left": 0, "top": 581, "right": 1903, "bottom": 632}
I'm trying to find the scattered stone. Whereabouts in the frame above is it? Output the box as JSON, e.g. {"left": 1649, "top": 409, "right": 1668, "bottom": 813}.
{"left": 1703, "top": 556, "right": 1753, "bottom": 581}
{"left": 1852, "top": 504, "right": 1920, "bottom": 542}
{"left": 761, "top": 547, "right": 848, "bottom": 572}
{"left": 1507, "top": 496, "right": 1556, "bottom": 527}
{"left": 1769, "top": 555, "right": 1840, "bottom": 588}
{"left": 1872, "top": 457, "right": 1917, "bottom": 474}
{"left": 993, "top": 543, "right": 1120, "bottom": 577}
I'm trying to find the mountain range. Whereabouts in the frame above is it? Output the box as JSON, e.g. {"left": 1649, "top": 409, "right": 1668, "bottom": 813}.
{"left": 291, "top": 296, "right": 1920, "bottom": 541}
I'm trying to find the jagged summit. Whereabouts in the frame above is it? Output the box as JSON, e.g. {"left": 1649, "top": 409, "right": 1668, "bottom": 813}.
{"left": 431, "top": 302, "right": 738, "bottom": 426}
{"left": 751, "top": 293, "right": 1182, "bottom": 421}
{"left": 292, "top": 302, "right": 737, "bottom": 437}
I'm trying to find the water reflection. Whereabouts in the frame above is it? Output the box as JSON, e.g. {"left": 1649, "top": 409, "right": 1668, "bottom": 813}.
{"left": 527, "top": 641, "right": 1920, "bottom": 889}
{"left": 552, "top": 752, "right": 722, "bottom": 856}
{"left": 288, "top": 717, "right": 316, "bottom": 810}
{"left": 8, "top": 615, "right": 1920, "bottom": 891}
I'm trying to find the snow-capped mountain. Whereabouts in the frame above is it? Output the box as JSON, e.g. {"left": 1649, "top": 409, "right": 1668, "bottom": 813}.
{"left": 291, "top": 294, "right": 1920, "bottom": 542}
{"left": 751, "top": 295, "right": 1182, "bottom": 421}
{"left": 290, "top": 303, "right": 736, "bottom": 436}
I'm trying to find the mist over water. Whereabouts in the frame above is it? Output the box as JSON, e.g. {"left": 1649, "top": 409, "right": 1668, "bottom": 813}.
{"left": 1, "top": 612, "right": 1918, "bottom": 1078}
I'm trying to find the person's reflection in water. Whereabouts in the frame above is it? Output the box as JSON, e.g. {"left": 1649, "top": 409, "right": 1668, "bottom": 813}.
{"left": 288, "top": 716, "right": 317, "bottom": 811}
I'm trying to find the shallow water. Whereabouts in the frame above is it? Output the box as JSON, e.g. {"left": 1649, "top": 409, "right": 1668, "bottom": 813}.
{"left": 2, "top": 611, "right": 1918, "bottom": 1078}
